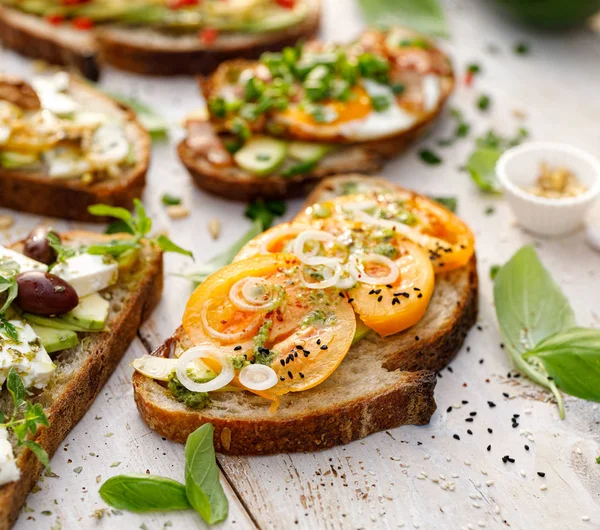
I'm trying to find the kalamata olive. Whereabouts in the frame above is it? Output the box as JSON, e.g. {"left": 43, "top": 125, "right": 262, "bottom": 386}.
{"left": 23, "top": 227, "right": 60, "bottom": 265}
{"left": 15, "top": 271, "right": 78, "bottom": 316}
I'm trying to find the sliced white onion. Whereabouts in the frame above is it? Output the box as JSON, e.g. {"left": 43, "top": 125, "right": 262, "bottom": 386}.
{"left": 201, "top": 301, "right": 259, "bottom": 342}
{"left": 259, "top": 225, "right": 305, "bottom": 254}
{"left": 293, "top": 230, "right": 339, "bottom": 265}
{"left": 132, "top": 355, "right": 177, "bottom": 381}
{"left": 87, "top": 123, "right": 129, "bottom": 166}
{"left": 349, "top": 253, "right": 399, "bottom": 286}
{"left": 341, "top": 200, "right": 377, "bottom": 212}
{"left": 176, "top": 346, "right": 234, "bottom": 393}
{"left": 238, "top": 364, "right": 278, "bottom": 391}
{"left": 300, "top": 258, "right": 342, "bottom": 289}
{"left": 229, "top": 277, "right": 280, "bottom": 312}
{"left": 335, "top": 263, "right": 359, "bottom": 290}
{"left": 355, "top": 210, "right": 433, "bottom": 249}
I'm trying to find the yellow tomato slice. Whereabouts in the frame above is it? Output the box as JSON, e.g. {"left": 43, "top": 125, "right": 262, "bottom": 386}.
{"left": 348, "top": 241, "right": 434, "bottom": 336}
{"left": 299, "top": 191, "right": 475, "bottom": 273}
{"left": 234, "top": 223, "right": 312, "bottom": 262}
{"left": 182, "top": 254, "right": 356, "bottom": 397}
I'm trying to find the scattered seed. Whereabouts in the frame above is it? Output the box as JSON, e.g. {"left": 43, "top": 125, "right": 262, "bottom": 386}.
{"left": 208, "top": 218, "right": 221, "bottom": 239}
{"left": 166, "top": 205, "right": 190, "bottom": 219}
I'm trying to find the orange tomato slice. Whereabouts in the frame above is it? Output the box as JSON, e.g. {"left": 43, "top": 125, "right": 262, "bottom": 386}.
{"left": 182, "top": 254, "right": 356, "bottom": 397}
{"left": 298, "top": 191, "right": 475, "bottom": 273}
{"left": 348, "top": 241, "right": 434, "bottom": 336}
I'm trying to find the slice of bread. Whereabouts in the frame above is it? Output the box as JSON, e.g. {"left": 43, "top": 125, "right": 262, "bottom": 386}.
{"left": 0, "top": 75, "right": 150, "bottom": 222}
{"left": 0, "top": 231, "right": 163, "bottom": 529}
{"left": 0, "top": 0, "right": 320, "bottom": 78}
{"left": 133, "top": 175, "right": 478, "bottom": 455}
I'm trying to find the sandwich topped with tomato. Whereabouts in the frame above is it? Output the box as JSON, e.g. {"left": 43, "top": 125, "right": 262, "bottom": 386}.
{"left": 179, "top": 27, "right": 454, "bottom": 201}
{"left": 133, "top": 176, "right": 478, "bottom": 455}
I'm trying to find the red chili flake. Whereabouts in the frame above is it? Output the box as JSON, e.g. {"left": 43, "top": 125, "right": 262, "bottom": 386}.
{"left": 276, "top": 0, "right": 296, "bottom": 8}
{"left": 169, "top": 0, "right": 199, "bottom": 7}
{"left": 200, "top": 28, "right": 219, "bottom": 45}
{"left": 45, "top": 14, "right": 65, "bottom": 25}
{"left": 72, "top": 16, "right": 94, "bottom": 30}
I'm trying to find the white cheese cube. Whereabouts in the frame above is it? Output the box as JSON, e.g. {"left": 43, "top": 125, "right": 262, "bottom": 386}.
{"left": 52, "top": 253, "right": 118, "bottom": 298}
{"left": 0, "top": 246, "right": 48, "bottom": 275}
{"left": 0, "top": 427, "right": 20, "bottom": 487}
{"left": 0, "top": 321, "right": 55, "bottom": 390}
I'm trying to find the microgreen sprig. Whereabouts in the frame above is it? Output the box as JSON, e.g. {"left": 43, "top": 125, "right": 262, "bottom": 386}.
{"left": 87, "top": 199, "right": 193, "bottom": 259}
{"left": 0, "top": 368, "right": 50, "bottom": 469}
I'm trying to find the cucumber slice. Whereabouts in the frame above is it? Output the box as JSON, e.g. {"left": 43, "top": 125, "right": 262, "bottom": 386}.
{"left": 234, "top": 137, "right": 287, "bottom": 176}
{"left": 288, "top": 142, "right": 332, "bottom": 163}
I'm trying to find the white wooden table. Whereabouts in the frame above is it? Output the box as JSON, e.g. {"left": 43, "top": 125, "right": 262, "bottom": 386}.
{"left": 2, "top": 1, "right": 600, "bottom": 529}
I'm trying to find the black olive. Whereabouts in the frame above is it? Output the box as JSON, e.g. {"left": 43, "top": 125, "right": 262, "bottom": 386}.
{"left": 23, "top": 226, "right": 59, "bottom": 265}
{"left": 15, "top": 271, "right": 78, "bottom": 315}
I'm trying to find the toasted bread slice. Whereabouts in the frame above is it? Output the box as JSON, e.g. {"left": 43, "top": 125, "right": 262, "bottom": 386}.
{"left": 0, "top": 75, "right": 150, "bottom": 222}
{"left": 0, "top": 231, "right": 163, "bottom": 530}
{"left": 133, "top": 175, "right": 478, "bottom": 455}
{"left": 0, "top": 0, "right": 320, "bottom": 78}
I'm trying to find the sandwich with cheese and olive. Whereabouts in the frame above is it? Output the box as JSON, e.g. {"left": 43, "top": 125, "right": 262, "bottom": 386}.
{"left": 0, "top": 203, "right": 190, "bottom": 529}
{"left": 179, "top": 27, "right": 454, "bottom": 201}
{"left": 0, "top": 0, "right": 321, "bottom": 79}
{"left": 0, "top": 72, "right": 150, "bottom": 221}
{"left": 132, "top": 175, "right": 478, "bottom": 454}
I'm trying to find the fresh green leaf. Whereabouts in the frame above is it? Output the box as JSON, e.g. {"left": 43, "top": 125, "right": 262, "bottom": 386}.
{"left": 596, "top": 456, "right": 600, "bottom": 464}
{"left": 0, "top": 316, "right": 18, "bottom": 342}
{"left": 22, "top": 440, "right": 49, "bottom": 468}
{"left": 133, "top": 199, "right": 152, "bottom": 237}
{"left": 102, "top": 91, "right": 169, "bottom": 141}
{"left": 489, "top": 264, "right": 500, "bottom": 280}
{"left": 156, "top": 235, "right": 194, "bottom": 259}
{"left": 245, "top": 199, "right": 286, "bottom": 230}
{"left": 88, "top": 204, "right": 132, "bottom": 224}
{"left": 0, "top": 278, "right": 17, "bottom": 314}
{"left": 477, "top": 94, "right": 491, "bottom": 111}
{"left": 7, "top": 368, "right": 26, "bottom": 410}
{"left": 430, "top": 196, "right": 457, "bottom": 213}
{"left": 524, "top": 328, "right": 600, "bottom": 402}
{"left": 161, "top": 194, "right": 182, "bottom": 206}
{"left": 184, "top": 220, "right": 264, "bottom": 285}
{"left": 466, "top": 147, "right": 502, "bottom": 194}
{"left": 0, "top": 259, "right": 19, "bottom": 278}
{"left": 46, "top": 233, "right": 78, "bottom": 266}
{"left": 99, "top": 474, "right": 191, "bottom": 512}
{"left": 419, "top": 149, "right": 442, "bottom": 165}
{"left": 87, "top": 240, "right": 139, "bottom": 257}
{"left": 104, "top": 220, "right": 135, "bottom": 235}
{"left": 358, "top": 0, "right": 449, "bottom": 37}
{"left": 184, "top": 424, "right": 228, "bottom": 524}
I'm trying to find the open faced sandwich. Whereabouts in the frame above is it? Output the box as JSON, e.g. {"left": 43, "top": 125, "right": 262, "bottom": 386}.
{"left": 133, "top": 175, "right": 478, "bottom": 455}
{"left": 179, "top": 27, "right": 454, "bottom": 201}
{"left": 0, "top": 72, "right": 150, "bottom": 221}
{"left": 0, "top": 198, "right": 195, "bottom": 528}
{"left": 0, "top": 0, "right": 320, "bottom": 78}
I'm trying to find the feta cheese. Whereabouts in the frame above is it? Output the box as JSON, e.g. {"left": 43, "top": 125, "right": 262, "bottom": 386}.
{"left": 0, "top": 246, "right": 48, "bottom": 275}
{"left": 52, "top": 253, "right": 118, "bottom": 297}
{"left": 32, "top": 73, "right": 78, "bottom": 117}
{"left": 0, "top": 321, "right": 55, "bottom": 390}
{"left": 0, "top": 427, "right": 20, "bottom": 487}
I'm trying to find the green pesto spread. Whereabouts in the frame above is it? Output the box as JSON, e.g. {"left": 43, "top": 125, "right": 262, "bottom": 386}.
{"left": 373, "top": 243, "right": 399, "bottom": 259}
{"left": 252, "top": 320, "right": 277, "bottom": 365}
{"left": 301, "top": 309, "right": 337, "bottom": 328}
{"left": 168, "top": 373, "right": 211, "bottom": 410}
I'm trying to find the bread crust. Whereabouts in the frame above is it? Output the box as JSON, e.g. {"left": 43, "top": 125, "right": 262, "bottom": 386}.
{"left": 0, "top": 232, "right": 163, "bottom": 530}
{"left": 0, "top": 1, "right": 320, "bottom": 78}
{"left": 0, "top": 77, "right": 150, "bottom": 222}
{"left": 132, "top": 176, "right": 479, "bottom": 455}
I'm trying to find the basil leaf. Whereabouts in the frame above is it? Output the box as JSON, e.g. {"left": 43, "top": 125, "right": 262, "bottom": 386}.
{"left": 184, "top": 220, "right": 264, "bottom": 285}
{"left": 99, "top": 474, "right": 191, "bottom": 512}
{"left": 494, "top": 246, "right": 576, "bottom": 353}
{"left": 358, "top": 0, "right": 449, "bottom": 37}
{"left": 525, "top": 328, "right": 600, "bottom": 402}
{"left": 245, "top": 199, "right": 286, "bottom": 230}
{"left": 133, "top": 199, "right": 152, "bottom": 237}
{"left": 156, "top": 235, "right": 194, "bottom": 259}
{"left": 105, "top": 220, "right": 135, "bottom": 235}
{"left": 87, "top": 240, "right": 139, "bottom": 257}
{"left": 466, "top": 148, "right": 502, "bottom": 194}
{"left": 7, "top": 368, "right": 25, "bottom": 409}
{"left": 0, "top": 278, "right": 17, "bottom": 314}
{"left": 22, "top": 440, "right": 49, "bottom": 468}
{"left": 430, "top": 196, "right": 457, "bottom": 213}
{"left": 184, "top": 424, "right": 228, "bottom": 524}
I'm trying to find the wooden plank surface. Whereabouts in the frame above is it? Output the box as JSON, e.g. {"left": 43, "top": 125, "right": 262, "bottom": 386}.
{"left": 2, "top": 0, "right": 600, "bottom": 529}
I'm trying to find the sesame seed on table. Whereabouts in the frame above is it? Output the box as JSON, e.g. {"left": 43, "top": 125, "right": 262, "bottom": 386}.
{"left": 2, "top": 0, "right": 600, "bottom": 529}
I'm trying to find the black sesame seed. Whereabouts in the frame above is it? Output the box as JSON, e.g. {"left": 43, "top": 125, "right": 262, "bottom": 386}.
{"left": 502, "top": 456, "right": 508, "bottom": 463}
{"left": 280, "top": 359, "right": 285, "bottom": 366}
{"left": 488, "top": 428, "right": 493, "bottom": 434}
{"left": 488, "top": 401, "right": 496, "bottom": 408}
{"left": 417, "top": 293, "right": 423, "bottom": 298}
{"left": 415, "top": 336, "right": 420, "bottom": 341}
{"left": 477, "top": 325, "right": 483, "bottom": 331}
{"left": 414, "top": 287, "right": 421, "bottom": 291}
{"left": 479, "top": 359, "right": 484, "bottom": 364}
{"left": 288, "top": 371, "right": 293, "bottom": 379}
{"left": 465, "top": 418, "right": 474, "bottom": 423}
{"left": 386, "top": 284, "right": 392, "bottom": 288}
{"left": 234, "top": 345, "right": 242, "bottom": 351}
{"left": 299, "top": 372, "right": 305, "bottom": 379}
{"left": 512, "top": 423, "right": 519, "bottom": 428}
{"left": 392, "top": 298, "right": 399, "bottom": 305}
{"left": 502, "top": 392, "right": 510, "bottom": 398}
{"left": 280, "top": 376, "right": 285, "bottom": 381}
{"left": 377, "top": 295, "right": 383, "bottom": 302}
{"left": 524, "top": 445, "right": 529, "bottom": 451}
{"left": 462, "top": 400, "right": 468, "bottom": 404}
{"left": 369, "top": 289, "right": 375, "bottom": 295}
{"left": 508, "top": 457, "right": 515, "bottom": 463}
{"left": 466, "top": 346, "right": 471, "bottom": 352}
{"left": 374, "top": 289, "right": 381, "bottom": 294}
{"left": 320, "top": 345, "right": 328, "bottom": 350}
{"left": 470, "top": 412, "right": 477, "bottom": 417}
{"left": 513, "top": 414, "right": 520, "bottom": 418}
{"left": 317, "top": 339, "right": 321, "bottom": 345}
{"left": 446, "top": 406, "right": 452, "bottom": 413}
{"left": 447, "top": 367, "right": 453, "bottom": 373}
{"left": 453, "top": 434, "right": 460, "bottom": 440}
{"left": 467, "top": 429, "right": 473, "bottom": 435}
{"left": 303, "top": 351, "right": 310, "bottom": 357}
{"left": 487, "top": 445, "right": 491, "bottom": 451}
{"left": 537, "top": 472, "right": 545, "bottom": 477}
{"left": 339, "top": 292, "right": 345, "bottom": 297}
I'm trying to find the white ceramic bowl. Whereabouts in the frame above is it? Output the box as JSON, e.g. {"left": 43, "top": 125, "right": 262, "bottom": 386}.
{"left": 496, "top": 142, "right": 600, "bottom": 237}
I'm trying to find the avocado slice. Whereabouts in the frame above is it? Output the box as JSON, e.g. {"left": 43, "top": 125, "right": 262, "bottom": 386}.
{"left": 352, "top": 317, "right": 372, "bottom": 345}
{"left": 234, "top": 136, "right": 287, "bottom": 176}
{"left": 30, "top": 324, "right": 79, "bottom": 354}
{"left": 61, "top": 293, "right": 109, "bottom": 331}
{"left": 288, "top": 142, "right": 333, "bottom": 163}
{"left": 0, "top": 151, "right": 39, "bottom": 169}
{"left": 22, "top": 313, "right": 90, "bottom": 333}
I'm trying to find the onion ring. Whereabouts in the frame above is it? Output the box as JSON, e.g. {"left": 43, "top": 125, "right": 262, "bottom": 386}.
{"left": 176, "top": 346, "right": 234, "bottom": 393}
